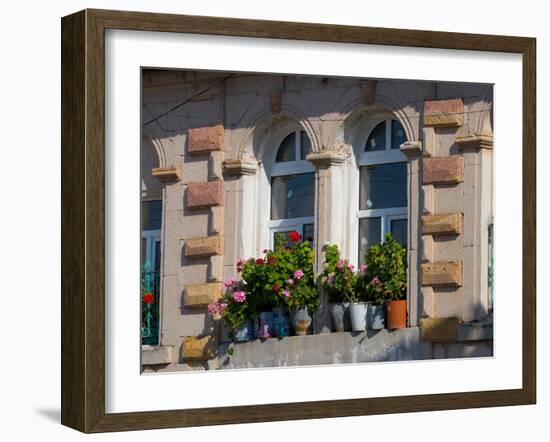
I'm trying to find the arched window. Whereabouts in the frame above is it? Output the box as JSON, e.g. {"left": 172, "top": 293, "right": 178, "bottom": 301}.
{"left": 269, "top": 130, "right": 315, "bottom": 249}
{"left": 358, "top": 119, "right": 408, "bottom": 264}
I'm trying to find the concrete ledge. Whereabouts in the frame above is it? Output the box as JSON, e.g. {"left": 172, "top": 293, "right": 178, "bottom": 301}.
{"left": 219, "top": 328, "right": 432, "bottom": 369}
{"left": 141, "top": 345, "right": 173, "bottom": 365}
{"left": 458, "top": 322, "right": 494, "bottom": 341}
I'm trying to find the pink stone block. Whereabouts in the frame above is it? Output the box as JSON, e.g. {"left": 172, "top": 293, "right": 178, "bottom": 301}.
{"left": 187, "top": 124, "right": 224, "bottom": 155}
{"left": 424, "top": 98, "right": 464, "bottom": 127}
{"left": 186, "top": 181, "right": 224, "bottom": 209}
{"left": 423, "top": 156, "right": 463, "bottom": 185}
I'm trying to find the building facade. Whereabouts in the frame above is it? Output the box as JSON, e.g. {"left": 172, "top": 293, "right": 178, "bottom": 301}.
{"left": 140, "top": 70, "right": 494, "bottom": 371}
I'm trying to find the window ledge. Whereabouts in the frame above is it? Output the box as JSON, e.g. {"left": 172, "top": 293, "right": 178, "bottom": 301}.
{"left": 141, "top": 345, "right": 173, "bottom": 366}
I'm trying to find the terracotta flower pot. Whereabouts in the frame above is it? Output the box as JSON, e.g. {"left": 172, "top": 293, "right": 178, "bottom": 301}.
{"left": 385, "top": 300, "right": 407, "bottom": 329}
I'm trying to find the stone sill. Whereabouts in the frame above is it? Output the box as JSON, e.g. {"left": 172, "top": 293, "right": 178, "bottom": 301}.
{"left": 141, "top": 345, "right": 173, "bottom": 366}
{"left": 218, "top": 328, "right": 430, "bottom": 369}
{"left": 215, "top": 325, "right": 494, "bottom": 370}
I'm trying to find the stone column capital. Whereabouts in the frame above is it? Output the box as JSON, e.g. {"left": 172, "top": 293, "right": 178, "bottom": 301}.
{"left": 399, "top": 140, "right": 423, "bottom": 157}
{"left": 305, "top": 150, "right": 347, "bottom": 168}
{"left": 222, "top": 157, "right": 258, "bottom": 176}
{"left": 456, "top": 134, "right": 494, "bottom": 151}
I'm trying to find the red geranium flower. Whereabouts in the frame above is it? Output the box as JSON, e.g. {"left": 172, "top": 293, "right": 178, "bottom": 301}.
{"left": 288, "top": 230, "right": 302, "bottom": 243}
{"left": 143, "top": 292, "right": 155, "bottom": 304}
{"left": 272, "top": 283, "right": 281, "bottom": 292}
{"left": 256, "top": 258, "right": 265, "bottom": 265}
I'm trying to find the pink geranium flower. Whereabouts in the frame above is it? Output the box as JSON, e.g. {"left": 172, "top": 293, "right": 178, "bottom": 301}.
{"left": 371, "top": 276, "right": 381, "bottom": 286}
{"left": 286, "top": 278, "right": 294, "bottom": 285}
{"left": 336, "top": 259, "right": 345, "bottom": 269}
{"left": 224, "top": 277, "right": 235, "bottom": 288}
{"left": 283, "top": 289, "right": 291, "bottom": 298}
{"left": 293, "top": 269, "right": 304, "bottom": 280}
{"left": 360, "top": 264, "right": 367, "bottom": 272}
{"left": 232, "top": 291, "right": 246, "bottom": 303}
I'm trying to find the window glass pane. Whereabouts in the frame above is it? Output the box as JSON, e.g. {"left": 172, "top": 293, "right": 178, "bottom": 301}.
{"left": 365, "top": 121, "right": 386, "bottom": 152}
{"left": 276, "top": 132, "right": 296, "bottom": 162}
{"left": 141, "top": 200, "right": 162, "bottom": 231}
{"left": 391, "top": 120, "right": 407, "bottom": 149}
{"left": 303, "top": 223, "right": 314, "bottom": 248}
{"left": 390, "top": 219, "right": 408, "bottom": 248}
{"left": 300, "top": 130, "right": 312, "bottom": 160}
{"left": 271, "top": 173, "right": 315, "bottom": 220}
{"left": 273, "top": 231, "right": 292, "bottom": 249}
{"left": 359, "top": 163, "right": 407, "bottom": 210}
{"left": 358, "top": 217, "right": 381, "bottom": 264}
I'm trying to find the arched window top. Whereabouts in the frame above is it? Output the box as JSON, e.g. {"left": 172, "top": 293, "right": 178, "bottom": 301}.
{"left": 365, "top": 119, "right": 407, "bottom": 152}
{"left": 275, "top": 130, "right": 311, "bottom": 163}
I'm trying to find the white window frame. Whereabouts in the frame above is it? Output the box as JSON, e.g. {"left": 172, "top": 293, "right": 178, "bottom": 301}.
{"left": 268, "top": 129, "right": 315, "bottom": 249}
{"left": 356, "top": 119, "right": 408, "bottom": 263}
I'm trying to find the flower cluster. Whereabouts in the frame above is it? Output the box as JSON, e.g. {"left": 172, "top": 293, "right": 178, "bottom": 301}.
{"left": 207, "top": 230, "right": 320, "bottom": 330}
{"left": 321, "top": 233, "right": 407, "bottom": 305}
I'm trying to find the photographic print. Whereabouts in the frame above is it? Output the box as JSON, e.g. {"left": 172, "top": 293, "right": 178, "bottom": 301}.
{"left": 140, "top": 69, "right": 494, "bottom": 373}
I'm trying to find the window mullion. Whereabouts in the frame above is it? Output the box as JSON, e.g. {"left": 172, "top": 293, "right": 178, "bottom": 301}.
{"left": 385, "top": 118, "right": 391, "bottom": 150}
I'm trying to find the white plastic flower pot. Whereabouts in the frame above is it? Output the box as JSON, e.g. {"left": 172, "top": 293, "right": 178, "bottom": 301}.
{"left": 349, "top": 302, "right": 368, "bottom": 331}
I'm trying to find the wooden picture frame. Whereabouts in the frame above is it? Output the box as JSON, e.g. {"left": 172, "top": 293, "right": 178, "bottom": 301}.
{"left": 61, "top": 9, "right": 536, "bottom": 433}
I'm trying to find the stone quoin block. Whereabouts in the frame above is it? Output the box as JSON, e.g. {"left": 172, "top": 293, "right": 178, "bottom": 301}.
{"left": 422, "top": 261, "right": 462, "bottom": 286}
{"left": 182, "top": 336, "right": 216, "bottom": 360}
{"left": 183, "top": 283, "right": 223, "bottom": 308}
{"left": 423, "top": 156, "right": 463, "bottom": 185}
{"left": 186, "top": 181, "right": 224, "bottom": 209}
{"left": 422, "top": 213, "right": 463, "bottom": 236}
{"left": 184, "top": 236, "right": 223, "bottom": 258}
{"left": 423, "top": 98, "right": 464, "bottom": 127}
{"left": 420, "top": 317, "right": 459, "bottom": 342}
{"left": 187, "top": 124, "right": 224, "bottom": 155}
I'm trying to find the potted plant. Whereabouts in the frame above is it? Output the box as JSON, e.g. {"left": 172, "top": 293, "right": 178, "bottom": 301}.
{"left": 320, "top": 244, "right": 356, "bottom": 332}
{"left": 208, "top": 278, "right": 253, "bottom": 342}
{"left": 268, "top": 230, "right": 319, "bottom": 336}
{"left": 363, "top": 233, "right": 408, "bottom": 329}
{"left": 355, "top": 263, "right": 385, "bottom": 330}
{"left": 238, "top": 256, "right": 276, "bottom": 339}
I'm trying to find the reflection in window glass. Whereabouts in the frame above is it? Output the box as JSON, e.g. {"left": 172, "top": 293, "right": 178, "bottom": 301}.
{"left": 273, "top": 231, "right": 292, "bottom": 249}
{"left": 300, "top": 131, "right": 312, "bottom": 160}
{"left": 276, "top": 132, "right": 296, "bottom": 162}
{"left": 271, "top": 173, "right": 315, "bottom": 220}
{"left": 359, "top": 163, "right": 407, "bottom": 210}
{"left": 391, "top": 219, "right": 408, "bottom": 247}
{"left": 141, "top": 200, "right": 162, "bottom": 231}
{"left": 391, "top": 120, "right": 407, "bottom": 149}
{"left": 365, "top": 121, "right": 386, "bottom": 151}
{"left": 303, "top": 223, "right": 314, "bottom": 248}
{"left": 359, "top": 217, "right": 381, "bottom": 264}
